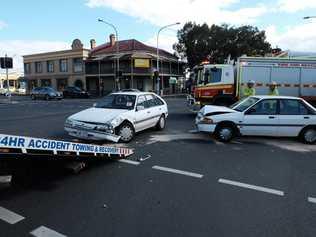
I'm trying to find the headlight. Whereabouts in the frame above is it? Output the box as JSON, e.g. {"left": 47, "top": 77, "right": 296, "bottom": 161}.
{"left": 95, "top": 124, "right": 113, "bottom": 132}
{"left": 110, "top": 117, "right": 123, "bottom": 128}
{"left": 65, "top": 118, "right": 74, "bottom": 127}
{"left": 200, "top": 116, "right": 214, "bottom": 124}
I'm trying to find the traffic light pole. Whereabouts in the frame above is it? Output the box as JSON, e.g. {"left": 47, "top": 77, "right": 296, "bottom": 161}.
{"left": 5, "top": 54, "right": 10, "bottom": 100}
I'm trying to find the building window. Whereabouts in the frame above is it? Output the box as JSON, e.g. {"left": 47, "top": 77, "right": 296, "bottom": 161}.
{"left": 40, "top": 79, "right": 51, "bottom": 87}
{"left": 47, "top": 60, "right": 54, "bottom": 73}
{"left": 74, "top": 79, "right": 83, "bottom": 89}
{"left": 73, "top": 58, "right": 83, "bottom": 73}
{"left": 57, "top": 78, "right": 67, "bottom": 91}
{"left": 24, "top": 63, "right": 31, "bottom": 74}
{"left": 59, "top": 59, "right": 68, "bottom": 72}
{"left": 35, "top": 62, "right": 42, "bottom": 73}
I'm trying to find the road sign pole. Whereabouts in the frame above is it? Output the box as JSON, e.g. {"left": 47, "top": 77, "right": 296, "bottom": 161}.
{"left": 5, "top": 54, "right": 11, "bottom": 100}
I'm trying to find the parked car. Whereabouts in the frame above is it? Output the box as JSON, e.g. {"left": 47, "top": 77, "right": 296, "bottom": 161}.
{"left": 63, "top": 86, "right": 90, "bottom": 98}
{"left": 31, "top": 87, "right": 63, "bottom": 100}
{"left": 196, "top": 96, "right": 316, "bottom": 144}
{"left": 64, "top": 91, "right": 168, "bottom": 142}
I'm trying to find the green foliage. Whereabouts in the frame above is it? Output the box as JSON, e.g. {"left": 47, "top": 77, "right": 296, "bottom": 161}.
{"left": 173, "top": 22, "right": 272, "bottom": 68}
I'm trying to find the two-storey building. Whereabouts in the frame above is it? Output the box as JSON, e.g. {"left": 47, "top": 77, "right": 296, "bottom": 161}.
{"left": 85, "top": 34, "right": 184, "bottom": 95}
{"left": 23, "top": 39, "right": 89, "bottom": 92}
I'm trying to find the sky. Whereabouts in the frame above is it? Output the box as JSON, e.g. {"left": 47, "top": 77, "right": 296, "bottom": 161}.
{"left": 1, "top": 0, "right": 316, "bottom": 73}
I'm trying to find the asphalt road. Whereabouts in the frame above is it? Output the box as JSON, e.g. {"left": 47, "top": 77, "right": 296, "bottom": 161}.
{"left": 0, "top": 96, "right": 316, "bottom": 237}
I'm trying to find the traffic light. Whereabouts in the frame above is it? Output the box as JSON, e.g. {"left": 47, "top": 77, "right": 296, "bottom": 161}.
{"left": 153, "top": 70, "right": 159, "bottom": 78}
{"left": 0, "top": 57, "right": 13, "bottom": 69}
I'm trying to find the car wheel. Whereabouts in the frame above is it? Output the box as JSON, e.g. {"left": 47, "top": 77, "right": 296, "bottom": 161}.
{"left": 45, "top": 95, "right": 50, "bottom": 101}
{"left": 300, "top": 127, "right": 316, "bottom": 144}
{"left": 156, "top": 115, "right": 166, "bottom": 130}
{"left": 31, "top": 94, "right": 35, "bottom": 100}
{"left": 215, "top": 125, "right": 235, "bottom": 142}
{"left": 117, "top": 122, "right": 135, "bottom": 143}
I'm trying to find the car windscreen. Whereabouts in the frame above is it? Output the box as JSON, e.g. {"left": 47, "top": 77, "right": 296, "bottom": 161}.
{"left": 231, "top": 97, "right": 260, "bottom": 112}
{"left": 95, "top": 94, "right": 136, "bottom": 110}
{"left": 45, "top": 87, "right": 56, "bottom": 92}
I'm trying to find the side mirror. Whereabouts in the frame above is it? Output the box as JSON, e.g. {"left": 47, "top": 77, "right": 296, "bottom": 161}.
{"left": 245, "top": 107, "right": 256, "bottom": 115}
{"left": 136, "top": 105, "right": 145, "bottom": 111}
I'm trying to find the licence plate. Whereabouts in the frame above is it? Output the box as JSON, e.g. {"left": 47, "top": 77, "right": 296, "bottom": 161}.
{"left": 77, "top": 131, "right": 88, "bottom": 137}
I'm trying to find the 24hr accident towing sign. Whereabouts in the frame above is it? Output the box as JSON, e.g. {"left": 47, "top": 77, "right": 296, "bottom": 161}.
{"left": 0, "top": 134, "right": 133, "bottom": 159}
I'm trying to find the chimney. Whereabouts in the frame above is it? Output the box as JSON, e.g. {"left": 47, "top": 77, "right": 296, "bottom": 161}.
{"left": 109, "top": 34, "right": 116, "bottom": 47}
{"left": 90, "top": 39, "right": 96, "bottom": 49}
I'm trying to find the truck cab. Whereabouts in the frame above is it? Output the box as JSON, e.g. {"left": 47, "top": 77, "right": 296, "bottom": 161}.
{"left": 187, "top": 64, "right": 236, "bottom": 112}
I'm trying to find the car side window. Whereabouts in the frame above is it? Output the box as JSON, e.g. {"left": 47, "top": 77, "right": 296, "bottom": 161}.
{"left": 154, "top": 95, "right": 164, "bottom": 106}
{"left": 280, "top": 99, "right": 309, "bottom": 115}
{"left": 137, "top": 95, "right": 148, "bottom": 109}
{"left": 247, "top": 99, "right": 278, "bottom": 115}
{"left": 145, "top": 95, "right": 156, "bottom": 108}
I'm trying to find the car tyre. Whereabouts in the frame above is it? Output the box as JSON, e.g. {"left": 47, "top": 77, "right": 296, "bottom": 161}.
{"left": 117, "top": 122, "right": 135, "bottom": 143}
{"left": 45, "top": 95, "right": 50, "bottom": 101}
{"left": 31, "top": 94, "right": 35, "bottom": 100}
{"left": 300, "top": 126, "right": 316, "bottom": 144}
{"left": 156, "top": 115, "right": 166, "bottom": 130}
{"left": 215, "top": 125, "right": 235, "bottom": 142}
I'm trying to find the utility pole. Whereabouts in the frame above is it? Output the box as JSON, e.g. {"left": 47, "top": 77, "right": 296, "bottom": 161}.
{"left": 5, "top": 54, "right": 9, "bottom": 97}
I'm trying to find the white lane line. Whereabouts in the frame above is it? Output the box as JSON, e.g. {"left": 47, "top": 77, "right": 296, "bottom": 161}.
{"left": 152, "top": 165, "right": 203, "bottom": 178}
{"left": 0, "top": 206, "right": 25, "bottom": 224}
{"left": 0, "top": 175, "right": 12, "bottom": 184}
{"left": 218, "top": 178, "right": 284, "bottom": 196}
{"left": 30, "top": 226, "right": 67, "bottom": 237}
{"left": 308, "top": 197, "right": 316, "bottom": 204}
{"left": 118, "top": 159, "right": 140, "bottom": 166}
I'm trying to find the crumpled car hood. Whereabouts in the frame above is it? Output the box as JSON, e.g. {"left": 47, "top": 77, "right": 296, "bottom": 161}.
{"left": 69, "top": 107, "right": 128, "bottom": 124}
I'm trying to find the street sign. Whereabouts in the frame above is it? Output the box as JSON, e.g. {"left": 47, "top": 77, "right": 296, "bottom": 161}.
{"left": 0, "top": 57, "right": 13, "bottom": 69}
{"left": 0, "top": 134, "right": 134, "bottom": 158}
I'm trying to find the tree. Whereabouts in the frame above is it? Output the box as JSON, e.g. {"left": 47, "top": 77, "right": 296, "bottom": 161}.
{"left": 173, "top": 22, "right": 272, "bottom": 68}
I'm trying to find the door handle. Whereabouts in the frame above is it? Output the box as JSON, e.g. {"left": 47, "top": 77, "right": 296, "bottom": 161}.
{"left": 304, "top": 116, "right": 310, "bottom": 119}
{"left": 147, "top": 111, "right": 151, "bottom": 114}
{"left": 269, "top": 116, "right": 275, "bottom": 119}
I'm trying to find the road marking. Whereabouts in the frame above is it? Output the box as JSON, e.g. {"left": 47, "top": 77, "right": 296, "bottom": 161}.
{"left": 308, "top": 197, "right": 316, "bottom": 204}
{"left": 152, "top": 165, "right": 203, "bottom": 178}
{"left": 30, "top": 226, "right": 67, "bottom": 237}
{"left": 0, "top": 206, "right": 25, "bottom": 224}
{"left": 218, "top": 178, "right": 284, "bottom": 196}
{"left": 118, "top": 159, "right": 140, "bottom": 166}
{"left": 0, "top": 175, "right": 12, "bottom": 184}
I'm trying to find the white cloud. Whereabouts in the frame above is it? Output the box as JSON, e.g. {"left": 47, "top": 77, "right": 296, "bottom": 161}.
{"left": 266, "top": 20, "right": 316, "bottom": 52}
{"left": 278, "top": 0, "right": 316, "bottom": 13}
{"left": 0, "top": 21, "right": 8, "bottom": 30}
{"left": 86, "top": 0, "right": 267, "bottom": 26}
{"left": 0, "top": 40, "right": 69, "bottom": 74}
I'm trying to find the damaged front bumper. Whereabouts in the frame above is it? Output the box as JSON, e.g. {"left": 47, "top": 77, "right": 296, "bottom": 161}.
{"left": 64, "top": 126, "right": 121, "bottom": 142}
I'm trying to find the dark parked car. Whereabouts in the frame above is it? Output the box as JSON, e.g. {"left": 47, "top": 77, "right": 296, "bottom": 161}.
{"left": 30, "top": 87, "right": 63, "bottom": 100}
{"left": 63, "top": 86, "right": 90, "bottom": 98}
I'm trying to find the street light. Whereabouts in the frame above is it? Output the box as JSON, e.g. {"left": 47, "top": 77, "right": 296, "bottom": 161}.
{"left": 156, "top": 22, "right": 180, "bottom": 95}
{"left": 98, "top": 18, "right": 120, "bottom": 91}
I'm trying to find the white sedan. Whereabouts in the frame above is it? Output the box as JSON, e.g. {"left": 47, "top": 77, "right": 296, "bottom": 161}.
{"left": 65, "top": 92, "right": 168, "bottom": 142}
{"left": 196, "top": 96, "right": 316, "bottom": 144}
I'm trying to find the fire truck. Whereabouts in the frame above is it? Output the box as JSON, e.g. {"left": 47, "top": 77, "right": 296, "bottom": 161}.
{"left": 187, "top": 56, "right": 316, "bottom": 112}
